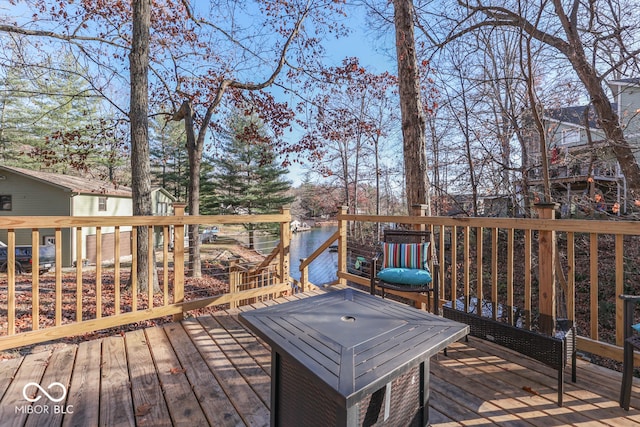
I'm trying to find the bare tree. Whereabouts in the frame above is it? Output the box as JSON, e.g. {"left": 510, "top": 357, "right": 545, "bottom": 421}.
{"left": 0, "top": 1, "right": 158, "bottom": 290}
{"left": 1, "top": 1, "right": 350, "bottom": 279}
{"left": 393, "top": 0, "right": 431, "bottom": 213}
{"left": 130, "top": 0, "right": 157, "bottom": 291}
{"left": 164, "top": 1, "right": 348, "bottom": 277}
{"left": 299, "top": 59, "right": 397, "bottom": 218}
{"left": 418, "top": 0, "right": 640, "bottom": 198}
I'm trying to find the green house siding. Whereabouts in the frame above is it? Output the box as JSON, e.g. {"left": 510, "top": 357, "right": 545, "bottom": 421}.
{"left": 152, "top": 189, "right": 175, "bottom": 214}
{"left": 0, "top": 170, "right": 74, "bottom": 265}
{"left": 0, "top": 166, "right": 176, "bottom": 267}
{"left": 0, "top": 167, "right": 137, "bottom": 267}
{"left": 0, "top": 170, "right": 71, "bottom": 217}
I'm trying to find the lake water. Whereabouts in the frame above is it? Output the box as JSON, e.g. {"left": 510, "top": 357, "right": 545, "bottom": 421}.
{"left": 245, "top": 225, "right": 338, "bottom": 286}
{"left": 289, "top": 226, "right": 338, "bottom": 286}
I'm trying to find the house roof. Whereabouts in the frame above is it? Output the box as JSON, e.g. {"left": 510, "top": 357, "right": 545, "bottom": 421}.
{"left": 608, "top": 78, "right": 640, "bottom": 86}
{"left": 0, "top": 165, "right": 132, "bottom": 197}
{"left": 546, "top": 78, "right": 640, "bottom": 129}
{"left": 151, "top": 186, "right": 177, "bottom": 202}
{"left": 544, "top": 104, "right": 611, "bottom": 129}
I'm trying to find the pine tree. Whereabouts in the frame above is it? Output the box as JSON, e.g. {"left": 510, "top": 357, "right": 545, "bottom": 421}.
{"left": 0, "top": 48, "right": 28, "bottom": 164}
{"left": 0, "top": 46, "right": 125, "bottom": 178}
{"left": 206, "top": 113, "right": 294, "bottom": 248}
{"left": 150, "top": 118, "right": 189, "bottom": 200}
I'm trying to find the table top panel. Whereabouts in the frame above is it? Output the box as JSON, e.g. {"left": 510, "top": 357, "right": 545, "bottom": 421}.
{"left": 239, "top": 288, "right": 469, "bottom": 402}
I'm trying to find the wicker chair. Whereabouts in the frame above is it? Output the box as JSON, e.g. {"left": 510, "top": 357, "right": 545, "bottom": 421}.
{"left": 369, "top": 229, "right": 439, "bottom": 314}
{"left": 620, "top": 294, "right": 640, "bottom": 410}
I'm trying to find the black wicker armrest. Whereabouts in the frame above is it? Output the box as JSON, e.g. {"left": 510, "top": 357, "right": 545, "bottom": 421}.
{"left": 619, "top": 294, "right": 640, "bottom": 410}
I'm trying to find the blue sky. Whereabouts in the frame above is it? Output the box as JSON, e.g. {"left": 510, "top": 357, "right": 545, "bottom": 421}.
{"left": 0, "top": 1, "right": 397, "bottom": 187}
{"left": 283, "top": 10, "right": 397, "bottom": 186}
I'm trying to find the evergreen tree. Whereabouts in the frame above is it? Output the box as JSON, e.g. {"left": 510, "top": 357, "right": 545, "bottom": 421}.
{"left": 206, "top": 113, "right": 294, "bottom": 248}
{"left": 150, "top": 118, "right": 189, "bottom": 200}
{"left": 0, "top": 45, "right": 29, "bottom": 165}
{"left": 0, "top": 45, "right": 125, "bottom": 178}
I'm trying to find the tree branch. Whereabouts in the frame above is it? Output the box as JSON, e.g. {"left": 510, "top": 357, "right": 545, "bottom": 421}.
{"left": 452, "top": 2, "right": 571, "bottom": 55}
{"left": 199, "top": 5, "right": 311, "bottom": 135}
{"left": 0, "top": 24, "right": 126, "bottom": 49}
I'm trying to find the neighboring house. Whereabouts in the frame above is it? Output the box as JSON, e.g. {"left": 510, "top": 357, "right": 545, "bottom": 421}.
{"left": 444, "top": 194, "right": 513, "bottom": 217}
{"left": 0, "top": 165, "right": 176, "bottom": 266}
{"left": 526, "top": 78, "right": 640, "bottom": 216}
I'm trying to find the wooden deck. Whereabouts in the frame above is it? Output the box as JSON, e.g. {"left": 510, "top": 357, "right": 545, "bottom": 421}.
{"left": 1, "top": 289, "right": 640, "bottom": 427}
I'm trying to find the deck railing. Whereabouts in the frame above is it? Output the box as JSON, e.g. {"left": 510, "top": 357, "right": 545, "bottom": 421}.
{"left": 0, "top": 206, "right": 292, "bottom": 351}
{"left": 299, "top": 205, "right": 640, "bottom": 364}
{"left": 3, "top": 204, "right": 640, "bottom": 367}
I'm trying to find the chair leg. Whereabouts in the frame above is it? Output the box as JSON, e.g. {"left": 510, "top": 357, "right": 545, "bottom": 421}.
{"left": 557, "top": 367, "right": 563, "bottom": 407}
{"left": 620, "top": 341, "right": 634, "bottom": 410}
{"left": 571, "top": 348, "right": 577, "bottom": 383}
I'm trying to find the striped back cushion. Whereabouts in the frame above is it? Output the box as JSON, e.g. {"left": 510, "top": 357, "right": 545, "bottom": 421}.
{"left": 381, "top": 242, "right": 430, "bottom": 270}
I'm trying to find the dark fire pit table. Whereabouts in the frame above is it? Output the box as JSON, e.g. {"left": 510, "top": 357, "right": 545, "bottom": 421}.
{"left": 239, "top": 288, "right": 469, "bottom": 427}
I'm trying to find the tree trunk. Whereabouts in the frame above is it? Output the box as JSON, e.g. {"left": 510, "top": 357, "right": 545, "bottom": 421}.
{"left": 550, "top": 0, "right": 640, "bottom": 199}
{"left": 582, "top": 72, "right": 640, "bottom": 193}
{"left": 393, "top": 0, "right": 430, "bottom": 213}
{"left": 174, "top": 100, "right": 202, "bottom": 278}
{"left": 130, "top": 0, "right": 158, "bottom": 292}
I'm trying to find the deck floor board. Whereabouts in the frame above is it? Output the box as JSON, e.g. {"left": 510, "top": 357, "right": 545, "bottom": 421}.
{"left": 100, "top": 336, "right": 136, "bottom": 427}
{"left": 162, "top": 321, "right": 243, "bottom": 427}
{"left": 24, "top": 345, "right": 77, "bottom": 427}
{"left": 183, "top": 317, "right": 270, "bottom": 426}
{"left": 126, "top": 328, "right": 172, "bottom": 427}
{"left": 1, "top": 289, "right": 639, "bottom": 426}
{"left": 145, "top": 326, "right": 209, "bottom": 427}
{"left": 61, "top": 340, "right": 101, "bottom": 427}
{"left": 200, "top": 315, "right": 271, "bottom": 406}
{"left": 1, "top": 349, "right": 50, "bottom": 427}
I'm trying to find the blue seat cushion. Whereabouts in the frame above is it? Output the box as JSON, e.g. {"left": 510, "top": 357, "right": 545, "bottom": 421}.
{"left": 632, "top": 323, "right": 640, "bottom": 333}
{"left": 377, "top": 267, "right": 432, "bottom": 286}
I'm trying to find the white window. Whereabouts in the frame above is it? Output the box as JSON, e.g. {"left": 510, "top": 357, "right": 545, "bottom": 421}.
{"left": 98, "top": 197, "right": 107, "bottom": 211}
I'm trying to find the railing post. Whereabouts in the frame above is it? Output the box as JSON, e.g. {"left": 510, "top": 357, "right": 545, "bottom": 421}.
{"left": 299, "top": 257, "right": 308, "bottom": 293}
{"left": 229, "top": 258, "right": 240, "bottom": 308}
{"left": 411, "top": 204, "right": 430, "bottom": 311}
{"left": 338, "top": 206, "right": 348, "bottom": 287}
{"left": 411, "top": 204, "right": 428, "bottom": 230}
{"left": 280, "top": 206, "right": 291, "bottom": 292}
{"left": 172, "top": 203, "right": 186, "bottom": 321}
{"left": 535, "top": 202, "right": 558, "bottom": 334}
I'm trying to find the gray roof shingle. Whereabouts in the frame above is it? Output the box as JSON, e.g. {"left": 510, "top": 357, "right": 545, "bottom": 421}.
{"left": 0, "top": 165, "right": 132, "bottom": 197}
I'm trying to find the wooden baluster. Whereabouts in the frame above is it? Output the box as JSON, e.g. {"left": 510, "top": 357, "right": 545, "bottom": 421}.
{"left": 172, "top": 203, "right": 186, "bottom": 321}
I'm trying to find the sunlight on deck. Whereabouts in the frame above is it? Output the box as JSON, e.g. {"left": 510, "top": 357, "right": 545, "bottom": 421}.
{"left": 1, "top": 291, "right": 639, "bottom": 426}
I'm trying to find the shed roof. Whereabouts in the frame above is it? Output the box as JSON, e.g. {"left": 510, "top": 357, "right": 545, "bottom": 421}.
{"left": 0, "top": 165, "right": 132, "bottom": 197}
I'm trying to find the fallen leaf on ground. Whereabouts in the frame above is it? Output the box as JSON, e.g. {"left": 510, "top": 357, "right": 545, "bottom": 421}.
{"left": 135, "top": 403, "right": 153, "bottom": 416}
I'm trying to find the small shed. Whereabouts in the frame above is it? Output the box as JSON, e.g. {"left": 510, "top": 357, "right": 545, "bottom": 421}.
{"left": 0, "top": 165, "right": 175, "bottom": 266}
